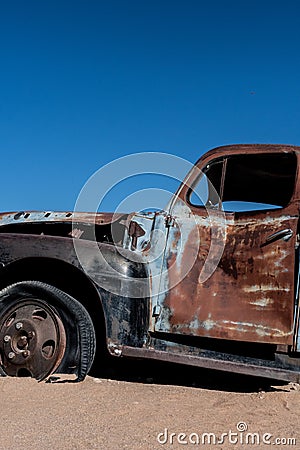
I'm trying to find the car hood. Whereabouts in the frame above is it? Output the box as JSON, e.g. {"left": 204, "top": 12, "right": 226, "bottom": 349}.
{"left": 0, "top": 210, "right": 129, "bottom": 227}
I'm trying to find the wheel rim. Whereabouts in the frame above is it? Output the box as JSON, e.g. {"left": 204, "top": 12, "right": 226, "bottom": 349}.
{"left": 0, "top": 299, "right": 66, "bottom": 380}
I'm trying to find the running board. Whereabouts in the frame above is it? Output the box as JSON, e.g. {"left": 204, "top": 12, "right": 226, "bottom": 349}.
{"left": 121, "top": 346, "right": 300, "bottom": 383}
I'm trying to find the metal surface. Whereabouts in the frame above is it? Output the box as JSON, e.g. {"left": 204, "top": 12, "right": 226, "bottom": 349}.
{"left": 121, "top": 345, "right": 300, "bottom": 383}
{"left": 155, "top": 211, "right": 298, "bottom": 344}
{"left": 151, "top": 145, "right": 300, "bottom": 347}
{"left": 0, "top": 143, "right": 299, "bottom": 382}
{"left": 0, "top": 233, "right": 150, "bottom": 350}
{"left": 0, "top": 300, "right": 66, "bottom": 380}
{"left": 0, "top": 211, "right": 125, "bottom": 227}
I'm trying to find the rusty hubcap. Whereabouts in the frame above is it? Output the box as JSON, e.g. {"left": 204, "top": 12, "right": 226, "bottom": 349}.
{"left": 0, "top": 300, "right": 66, "bottom": 380}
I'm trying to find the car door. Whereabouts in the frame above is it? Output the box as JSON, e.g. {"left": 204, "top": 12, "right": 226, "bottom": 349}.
{"left": 154, "top": 146, "right": 299, "bottom": 346}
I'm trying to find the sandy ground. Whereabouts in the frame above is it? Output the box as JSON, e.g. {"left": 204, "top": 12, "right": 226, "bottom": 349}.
{"left": 0, "top": 359, "right": 299, "bottom": 450}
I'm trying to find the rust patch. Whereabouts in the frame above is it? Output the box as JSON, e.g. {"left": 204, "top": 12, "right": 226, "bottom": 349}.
{"left": 157, "top": 212, "right": 298, "bottom": 345}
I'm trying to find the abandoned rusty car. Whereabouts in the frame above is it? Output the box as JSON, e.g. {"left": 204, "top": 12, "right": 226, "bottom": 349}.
{"left": 0, "top": 144, "right": 299, "bottom": 383}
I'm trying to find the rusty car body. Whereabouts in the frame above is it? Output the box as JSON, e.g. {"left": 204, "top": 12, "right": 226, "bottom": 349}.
{"left": 0, "top": 144, "right": 299, "bottom": 382}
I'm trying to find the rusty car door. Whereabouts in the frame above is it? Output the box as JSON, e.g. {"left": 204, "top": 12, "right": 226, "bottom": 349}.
{"left": 154, "top": 145, "right": 299, "bottom": 346}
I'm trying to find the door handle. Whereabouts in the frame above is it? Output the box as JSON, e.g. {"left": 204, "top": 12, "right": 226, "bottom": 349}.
{"left": 264, "top": 228, "right": 294, "bottom": 245}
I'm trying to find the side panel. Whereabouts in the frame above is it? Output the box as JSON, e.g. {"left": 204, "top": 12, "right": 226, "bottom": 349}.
{"left": 155, "top": 210, "right": 298, "bottom": 344}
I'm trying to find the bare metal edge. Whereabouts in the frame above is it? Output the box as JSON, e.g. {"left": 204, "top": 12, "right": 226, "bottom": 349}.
{"left": 121, "top": 346, "right": 300, "bottom": 383}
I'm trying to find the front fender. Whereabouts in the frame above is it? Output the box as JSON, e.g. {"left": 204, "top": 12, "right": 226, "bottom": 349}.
{"left": 0, "top": 233, "right": 150, "bottom": 349}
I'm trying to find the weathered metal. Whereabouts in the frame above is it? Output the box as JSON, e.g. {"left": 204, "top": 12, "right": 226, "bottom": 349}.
{"left": 0, "top": 211, "right": 125, "bottom": 226}
{"left": 0, "top": 233, "right": 149, "bottom": 349}
{"left": 152, "top": 145, "right": 300, "bottom": 348}
{"left": 0, "top": 143, "right": 299, "bottom": 382}
{"left": 0, "top": 299, "right": 66, "bottom": 379}
{"left": 121, "top": 345, "right": 300, "bottom": 383}
{"left": 155, "top": 211, "right": 298, "bottom": 344}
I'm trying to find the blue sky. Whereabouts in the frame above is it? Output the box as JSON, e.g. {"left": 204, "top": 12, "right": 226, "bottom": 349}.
{"left": 1, "top": 1, "right": 300, "bottom": 212}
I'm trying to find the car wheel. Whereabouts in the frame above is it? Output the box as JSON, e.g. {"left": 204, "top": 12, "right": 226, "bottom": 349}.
{"left": 0, "top": 281, "right": 96, "bottom": 381}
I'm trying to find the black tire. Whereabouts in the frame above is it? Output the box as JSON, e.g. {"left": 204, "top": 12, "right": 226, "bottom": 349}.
{"left": 0, "top": 281, "right": 96, "bottom": 382}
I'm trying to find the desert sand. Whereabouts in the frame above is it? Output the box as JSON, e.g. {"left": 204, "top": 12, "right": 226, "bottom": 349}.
{"left": 0, "top": 359, "right": 299, "bottom": 450}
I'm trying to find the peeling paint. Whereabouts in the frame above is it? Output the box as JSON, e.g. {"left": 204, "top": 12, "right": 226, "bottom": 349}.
{"left": 154, "top": 144, "right": 299, "bottom": 346}
{"left": 249, "top": 298, "right": 275, "bottom": 307}
{"left": 244, "top": 285, "right": 290, "bottom": 293}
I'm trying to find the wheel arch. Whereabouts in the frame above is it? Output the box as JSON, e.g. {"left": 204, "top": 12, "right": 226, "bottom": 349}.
{"left": 0, "top": 249, "right": 151, "bottom": 358}
{"left": 0, "top": 257, "right": 108, "bottom": 362}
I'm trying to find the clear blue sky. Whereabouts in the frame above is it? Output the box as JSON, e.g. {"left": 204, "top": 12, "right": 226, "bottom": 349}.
{"left": 1, "top": 1, "right": 300, "bottom": 212}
